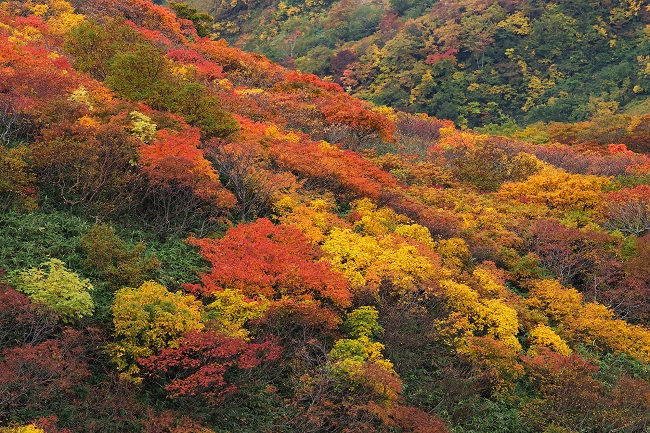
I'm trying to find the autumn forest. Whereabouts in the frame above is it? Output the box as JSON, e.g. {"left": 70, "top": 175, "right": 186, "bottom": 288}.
{"left": 1, "top": 0, "right": 650, "bottom": 432}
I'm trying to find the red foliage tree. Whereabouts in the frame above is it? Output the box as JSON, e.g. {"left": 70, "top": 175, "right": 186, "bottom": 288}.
{"left": 0, "top": 329, "right": 91, "bottom": 418}
{"left": 495, "top": 139, "right": 648, "bottom": 177}
{"left": 165, "top": 48, "right": 225, "bottom": 83}
{"left": 394, "top": 113, "right": 453, "bottom": 155}
{"left": 140, "top": 128, "right": 221, "bottom": 197}
{"left": 139, "top": 329, "right": 280, "bottom": 403}
{"left": 291, "top": 359, "right": 449, "bottom": 433}
{"left": 625, "top": 114, "right": 650, "bottom": 154}
{"left": 425, "top": 48, "right": 459, "bottom": 65}
{"left": 143, "top": 409, "right": 214, "bottom": 433}
{"left": 193, "top": 38, "right": 285, "bottom": 88}
{"left": 283, "top": 71, "right": 344, "bottom": 93}
{"left": 527, "top": 219, "right": 622, "bottom": 298}
{"left": 0, "top": 279, "right": 59, "bottom": 349}
{"left": 269, "top": 139, "right": 397, "bottom": 200}
{"left": 316, "top": 93, "right": 396, "bottom": 149}
{"left": 186, "top": 218, "right": 351, "bottom": 309}
{"left": 600, "top": 185, "right": 650, "bottom": 236}
{"left": 0, "top": 28, "right": 81, "bottom": 144}
{"left": 386, "top": 405, "right": 449, "bottom": 433}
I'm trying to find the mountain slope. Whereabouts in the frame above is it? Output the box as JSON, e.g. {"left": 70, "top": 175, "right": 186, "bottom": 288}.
{"left": 185, "top": 0, "right": 650, "bottom": 130}
{"left": 1, "top": 1, "right": 650, "bottom": 432}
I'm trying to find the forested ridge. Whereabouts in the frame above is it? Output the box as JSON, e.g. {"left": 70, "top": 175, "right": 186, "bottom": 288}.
{"left": 184, "top": 0, "right": 650, "bottom": 133}
{"left": 1, "top": 0, "right": 650, "bottom": 432}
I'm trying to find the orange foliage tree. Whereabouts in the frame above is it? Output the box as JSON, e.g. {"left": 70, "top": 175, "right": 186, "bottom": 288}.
{"left": 269, "top": 139, "right": 397, "bottom": 200}
{"left": 0, "top": 21, "right": 82, "bottom": 144}
{"left": 137, "top": 127, "right": 236, "bottom": 239}
{"left": 186, "top": 218, "right": 351, "bottom": 309}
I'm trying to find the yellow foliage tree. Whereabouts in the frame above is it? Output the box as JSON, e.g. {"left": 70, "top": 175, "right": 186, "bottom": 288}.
{"left": 204, "top": 289, "right": 268, "bottom": 340}
{"left": 129, "top": 111, "right": 157, "bottom": 143}
{"left": 434, "top": 237, "right": 472, "bottom": 269}
{"left": 473, "top": 268, "right": 507, "bottom": 297}
{"left": 439, "top": 280, "right": 521, "bottom": 351}
{"left": 526, "top": 279, "right": 583, "bottom": 323}
{"left": 275, "top": 196, "right": 346, "bottom": 244}
{"left": 322, "top": 228, "right": 443, "bottom": 298}
{"left": 0, "top": 425, "right": 45, "bottom": 433}
{"left": 459, "top": 336, "right": 525, "bottom": 392}
{"left": 109, "top": 281, "right": 204, "bottom": 380}
{"left": 527, "top": 324, "right": 572, "bottom": 356}
{"left": 394, "top": 223, "right": 437, "bottom": 248}
{"left": 323, "top": 227, "right": 384, "bottom": 289}
{"left": 349, "top": 198, "right": 410, "bottom": 236}
{"left": 569, "top": 303, "right": 650, "bottom": 363}
{"left": 527, "top": 279, "right": 650, "bottom": 362}
{"left": 497, "top": 167, "right": 610, "bottom": 212}
{"left": 10, "top": 258, "right": 94, "bottom": 323}
{"left": 28, "top": 0, "right": 86, "bottom": 36}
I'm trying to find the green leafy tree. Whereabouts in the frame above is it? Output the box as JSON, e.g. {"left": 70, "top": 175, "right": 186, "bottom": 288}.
{"left": 105, "top": 44, "right": 238, "bottom": 137}
{"left": 329, "top": 306, "right": 396, "bottom": 384}
{"left": 10, "top": 258, "right": 94, "bottom": 323}
{"left": 343, "top": 305, "right": 383, "bottom": 339}
{"left": 169, "top": 2, "right": 214, "bottom": 37}
{"left": 80, "top": 224, "right": 161, "bottom": 290}
{"left": 64, "top": 19, "right": 145, "bottom": 81}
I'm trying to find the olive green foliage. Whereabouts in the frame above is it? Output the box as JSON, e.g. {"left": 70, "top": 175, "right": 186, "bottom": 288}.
{"left": 10, "top": 258, "right": 94, "bottom": 323}
{"left": 192, "top": 0, "right": 650, "bottom": 128}
{"left": 80, "top": 224, "right": 161, "bottom": 291}
{"left": 0, "top": 211, "right": 88, "bottom": 271}
{"left": 343, "top": 305, "right": 383, "bottom": 339}
{"left": 169, "top": 2, "right": 214, "bottom": 37}
{"left": 105, "top": 44, "right": 238, "bottom": 137}
{"left": 0, "top": 145, "right": 37, "bottom": 211}
{"left": 105, "top": 44, "right": 175, "bottom": 108}
{"left": 64, "top": 20, "right": 145, "bottom": 81}
{"left": 66, "top": 20, "right": 239, "bottom": 138}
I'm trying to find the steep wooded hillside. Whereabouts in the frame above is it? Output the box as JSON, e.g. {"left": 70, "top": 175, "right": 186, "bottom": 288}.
{"left": 1, "top": 1, "right": 650, "bottom": 433}
{"left": 185, "top": 0, "right": 650, "bottom": 133}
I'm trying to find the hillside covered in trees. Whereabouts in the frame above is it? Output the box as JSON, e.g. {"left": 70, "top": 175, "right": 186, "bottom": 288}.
{"left": 183, "top": 0, "right": 650, "bottom": 132}
{"left": 1, "top": 0, "right": 650, "bottom": 432}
